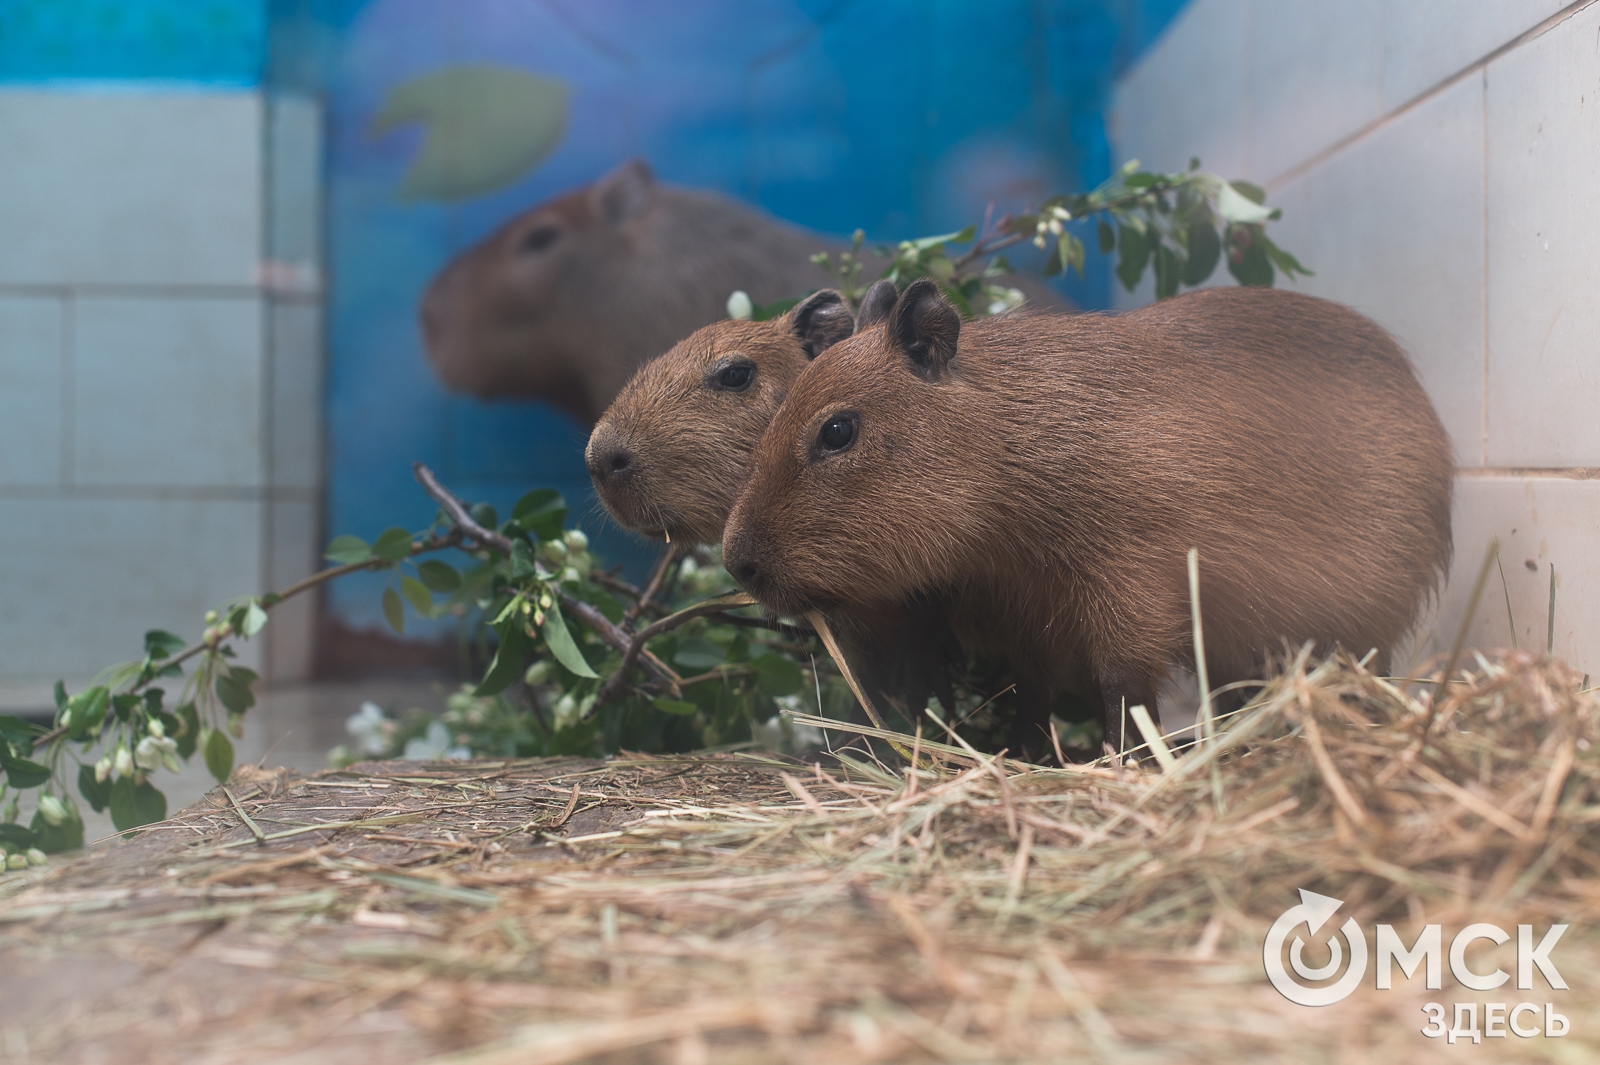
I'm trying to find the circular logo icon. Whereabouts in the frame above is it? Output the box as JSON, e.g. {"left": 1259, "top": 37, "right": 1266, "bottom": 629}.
{"left": 1263, "top": 889, "right": 1367, "bottom": 1006}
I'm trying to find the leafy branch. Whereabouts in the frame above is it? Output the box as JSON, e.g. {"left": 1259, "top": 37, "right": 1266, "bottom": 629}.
{"left": 807, "top": 158, "right": 1310, "bottom": 317}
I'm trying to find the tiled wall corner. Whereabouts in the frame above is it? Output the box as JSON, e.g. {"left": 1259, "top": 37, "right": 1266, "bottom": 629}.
{"left": 1115, "top": 1, "right": 1600, "bottom": 676}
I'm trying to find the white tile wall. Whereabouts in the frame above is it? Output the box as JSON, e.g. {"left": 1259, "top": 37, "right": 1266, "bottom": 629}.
{"left": 269, "top": 299, "right": 324, "bottom": 491}
{"left": 0, "top": 295, "right": 64, "bottom": 486}
{"left": 0, "top": 498, "right": 265, "bottom": 691}
{"left": 0, "top": 90, "right": 263, "bottom": 288}
{"left": 1251, "top": 0, "right": 1386, "bottom": 181}
{"left": 1267, "top": 75, "right": 1487, "bottom": 466}
{"left": 71, "top": 295, "right": 267, "bottom": 488}
{"left": 1111, "top": 0, "right": 1254, "bottom": 180}
{"left": 1382, "top": 0, "right": 1565, "bottom": 109}
{"left": 0, "top": 90, "right": 324, "bottom": 701}
{"left": 1484, "top": 0, "right": 1600, "bottom": 468}
{"left": 1417, "top": 475, "right": 1600, "bottom": 674}
{"left": 1116, "top": 0, "right": 1600, "bottom": 675}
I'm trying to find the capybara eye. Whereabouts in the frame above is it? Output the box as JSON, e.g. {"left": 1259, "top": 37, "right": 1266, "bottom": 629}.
{"left": 518, "top": 224, "right": 560, "bottom": 254}
{"left": 817, "top": 415, "right": 856, "bottom": 453}
{"left": 712, "top": 362, "right": 755, "bottom": 392}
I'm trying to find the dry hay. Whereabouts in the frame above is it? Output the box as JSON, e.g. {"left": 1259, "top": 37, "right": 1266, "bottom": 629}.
{"left": 3, "top": 648, "right": 1600, "bottom": 1064}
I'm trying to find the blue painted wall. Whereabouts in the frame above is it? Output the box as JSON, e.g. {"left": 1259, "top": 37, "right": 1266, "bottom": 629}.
{"left": 1, "top": 0, "right": 1191, "bottom": 633}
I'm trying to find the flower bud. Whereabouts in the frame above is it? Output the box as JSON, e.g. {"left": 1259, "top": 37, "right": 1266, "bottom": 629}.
{"left": 1048, "top": 218, "right": 1063, "bottom": 235}
{"left": 563, "top": 529, "right": 589, "bottom": 553}
{"left": 36, "top": 794, "right": 67, "bottom": 827}
{"left": 726, "top": 289, "right": 754, "bottom": 320}
{"left": 25, "top": 848, "right": 46, "bottom": 867}
{"left": 1033, "top": 234, "right": 1048, "bottom": 249}
{"left": 524, "top": 660, "right": 554, "bottom": 686}
{"left": 148, "top": 718, "right": 165, "bottom": 738}
{"left": 95, "top": 755, "right": 113, "bottom": 783}
{"left": 6, "top": 854, "right": 27, "bottom": 871}
{"left": 204, "top": 610, "right": 219, "bottom": 624}
{"left": 114, "top": 746, "right": 134, "bottom": 777}
{"left": 539, "top": 593, "right": 553, "bottom": 609}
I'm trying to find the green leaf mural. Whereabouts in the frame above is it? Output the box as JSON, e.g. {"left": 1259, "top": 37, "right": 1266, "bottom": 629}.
{"left": 372, "top": 64, "right": 570, "bottom": 201}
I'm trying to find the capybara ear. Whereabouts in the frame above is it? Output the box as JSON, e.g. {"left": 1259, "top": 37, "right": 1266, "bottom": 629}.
{"left": 790, "top": 289, "right": 854, "bottom": 359}
{"left": 593, "top": 158, "right": 656, "bottom": 225}
{"left": 855, "top": 279, "right": 898, "bottom": 331}
{"left": 889, "top": 278, "right": 960, "bottom": 380}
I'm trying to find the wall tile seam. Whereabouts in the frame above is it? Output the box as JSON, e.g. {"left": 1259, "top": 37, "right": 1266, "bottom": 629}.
{"left": 1261, "top": 0, "right": 1600, "bottom": 192}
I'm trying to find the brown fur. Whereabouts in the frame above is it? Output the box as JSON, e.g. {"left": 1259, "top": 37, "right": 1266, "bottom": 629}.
{"left": 723, "top": 282, "right": 1455, "bottom": 755}
{"left": 587, "top": 281, "right": 957, "bottom": 715}
{"left": 420, "top": 159, "right": 1064, "bottom": 426}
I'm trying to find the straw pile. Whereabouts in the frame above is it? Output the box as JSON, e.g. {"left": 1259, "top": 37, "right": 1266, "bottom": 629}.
{"left": 2, "top": 648, "right": 1598, "bottom": 1063}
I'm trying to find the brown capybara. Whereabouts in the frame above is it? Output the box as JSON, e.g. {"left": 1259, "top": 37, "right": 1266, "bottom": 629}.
{"left": 587, "top": 280, "right": 957, "bottom": 715}
{"left": 722, "top": 280, "right": 1454, "bottom": 758}
{"left": 420, "top": 158, "right": 1063, "bottom": 426}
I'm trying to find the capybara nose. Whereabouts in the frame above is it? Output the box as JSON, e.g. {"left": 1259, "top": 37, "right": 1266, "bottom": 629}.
{"left": 589, "top": 444, "right": 633, "bottom": 483}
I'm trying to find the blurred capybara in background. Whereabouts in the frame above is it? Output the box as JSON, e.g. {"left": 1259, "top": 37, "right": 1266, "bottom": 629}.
{"left": 722, "top": 281, "right": 1454, "bottom": 758}
{"left": 420, "top": 158, "right": 1062, "bottom": 426}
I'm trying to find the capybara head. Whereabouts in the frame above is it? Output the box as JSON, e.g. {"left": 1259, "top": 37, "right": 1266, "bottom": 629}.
{"left": 418, "top": 158, "right": 894, "bottom": 427}
{"left": 586, "top": 285, "right": 887, "bottom": 545}
{"left": 723, "top": 279, "right": 973, "bottom": 615}
{"left": 419, "top": 159, "right": 668, "bottom": 421}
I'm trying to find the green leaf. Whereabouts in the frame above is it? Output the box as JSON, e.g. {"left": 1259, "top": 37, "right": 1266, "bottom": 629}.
{"left": 324, "top": 535, "right": 374, "bottom": 565}
{"left": 1258, "top": 233, "right": 1312, "bottom": 278}
{"left": 110, "top": 776, "right": 167, "bottom": 832}
{"left": 78, "top": 764, "right": 112, "bottom": 813}
{"left": 382, "top": 587, "right": 405, "bottom": 635}
{"left": 401, "top": 575, "right": 433, "bottom": 618}
{"left": 1182, "top": 220, "right": 1222, "bottom": 286}
{"left": 30, "top": 804, "right": 84, "bottom": 852}
{"left": 214, "top": 669, "right": 256, "bottom": 715}
{"left": 2, "top": 754, "right": 51, "bottom": 790}
{"left": 475, "top": 625, "right": 529, "bottom": 697}
{"left": 416, "top": 559, "right": 462, "bottom": 594}
{"left": 651, "top": 697, "right": 699, "bottom": 717}
{"left": 241, "top": 602, "right": 268, "bottom": 637}
{"left": 673, "top": 637, "right": 724, "bottom": 670}
{"left": 1066, "top": 233, "right": 1086, "bottom": 277}
{"left": 204, "top": 726, "right": 234, "bottom": 784}
{"left": 373, "top": 526, "right": 416, "bottom": 563}
{"left": 144, "top": 629, "right": 188, "bottom": 660}
{"left": 1115, "top": 222, "right": 1150, "bottom": 292}
{"left": 512, "top": 490, "right": 568, "bottom": 541}
{"left": 542, "top": 602, "right": 598, "bottom": 679}
{"left": 66, "top": 686, "right": 110, "bottom": 738}
{"left": 0, "top": 714, "right": 42, "bottom": 748}
{"left": 469, "top": 503, "right": 499, "bottom": 530}
{"left": 751, "top": 296, "right": 801, "bottom": 322}
{"left": 1227, "top": 228, "right": 1274, "bottom": 287}
{"left": 0, "top": 823, "right": 37, "bottom": 851}
{"left": 1229, "top": 179, "right": 1267, "bottom": 205}
{"left": 755, "top": 654, "right": 804, "bottom": 698}
{"left": 1153, "top": 244, "right": 1181, "bottom": 300}
{"left": 175, "top": 702, "right": 201, "bottom": 760}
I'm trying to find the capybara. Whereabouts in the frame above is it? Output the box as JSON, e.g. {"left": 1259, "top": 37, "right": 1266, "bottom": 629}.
{"left": 587, "top": 281, "right": 956, "bottom": 715}
{"left": 722, "top": 280, "right": 1454, "bottom": 757}
{"left": 420, "top": 158, "right": 1062, "bottom": 426}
